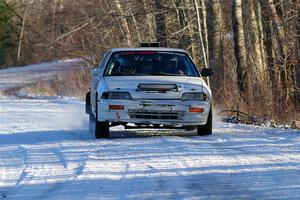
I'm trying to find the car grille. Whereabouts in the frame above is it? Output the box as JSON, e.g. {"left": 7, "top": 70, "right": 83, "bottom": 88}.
{"left": 128, "top": 109, "right": 184, "bottom": 120}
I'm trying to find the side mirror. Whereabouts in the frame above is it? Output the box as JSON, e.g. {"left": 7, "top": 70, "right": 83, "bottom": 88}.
{"left": 201, "top": 68, "right": 214, "bottom": 77}
{"left": 92, "top": 69, "right": 98, "bottom": 77}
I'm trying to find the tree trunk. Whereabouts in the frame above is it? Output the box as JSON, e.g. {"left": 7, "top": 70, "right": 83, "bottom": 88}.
{"left": 260, "top": 0, "right": 278, "bottom": 97}
{"left": 175, "top": 0, "right": 189, "bottom": 49}
{"left": 115, "top": 0, "right": 132, "bottom": 46}
{"left": 142, "top": 0, "right": 156, "bottom": 41}
{"left": 131, "top": 10, "right": 142, "bottom": 43}
{"left": 295, "top": 0, "right": 300, "bottom": 102}
{"left": 154, "top": 0, "right": 167, "bottom": 47}
{"left": 184, "top": 0, "right": 198, "bottom": 63}
{"left": 52, "top": 0, "right": 57, "bottom": 41}
{"left": 248, "top": 0, "right": 273, "bottom": 112}
{"left": 232, "top": 0, "right": 250, "bottom": 98}
{"left": 206, "top": 0, "right": 223, "bottom": 94}
{"left": 255, "top": 0, "right": 268, "bottom": 75}
{"left": 200, "top": 0, "right": 208, "bottom": 58}
{"left": 267, "top": 0, "right": 289, "bottom": 101}
{"left": 294, "top": 0, "right": 300, "bottom": 105}
{"left": 17, "top": 3, "right": 29, "bottom": 63}
{"left": 249, "top": 0, "right": 265, "bottom": 76}
{"left": 194, "top": 0, "right": 208, "bottom": 69}
{"left": 249, "top": 0, "right": 271, "bottom": 88}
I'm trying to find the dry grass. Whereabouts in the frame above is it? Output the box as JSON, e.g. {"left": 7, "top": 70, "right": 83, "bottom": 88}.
{"left": 213, "top": 77, "right": 300, "bottom": 126}
{"left": 23, "top": 67, "right": 91, "bottom": 100}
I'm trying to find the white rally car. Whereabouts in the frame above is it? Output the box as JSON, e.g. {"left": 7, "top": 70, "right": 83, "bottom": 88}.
{"left": 86, "top": 45, "right": 214, "bottom": 138}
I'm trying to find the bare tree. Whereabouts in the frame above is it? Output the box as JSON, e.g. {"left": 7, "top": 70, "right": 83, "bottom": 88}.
{"left": 115, "top": 0, "right": 132, "bottom": 46}
{"left": 232, "top": 0, "right": 250, "bottom": 98}
{"left": 248, "top": 0, "right": 271, "bottom": 95}
{"left": 194, "top": 0, "right": 208, "bottom": 69}
{"left": 206, "top": 0, "right": 224, "bottom": 95}
{"left": 154, "top": 0, "right": 167, "bottom": 46}
{"left": 199, "top": 0, "right": 208, "bottom": 58}
{"left": 296, "top": 0, "right": 300, "bottom": 99}
{"left": 17, "top": 2, "right": 29, "bottom": 63}
{"left": 142, "top": 0, "right": 156, "bottom": 41}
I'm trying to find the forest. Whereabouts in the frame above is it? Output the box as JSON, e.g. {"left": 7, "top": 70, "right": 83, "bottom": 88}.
{"left": 0, "top": 0, "right": 299, "bottom": 124}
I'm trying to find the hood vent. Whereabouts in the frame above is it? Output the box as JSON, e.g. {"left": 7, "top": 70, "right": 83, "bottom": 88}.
{"left": 137, "top": 83, "right": 178, "bottom": 92}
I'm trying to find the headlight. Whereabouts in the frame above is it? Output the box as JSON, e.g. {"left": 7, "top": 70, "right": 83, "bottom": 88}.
{"left": 101, "top": 92, "right": 132, "bottom": 100}
{"left": 181, "top": 92, "right": 207, "bottom": 101}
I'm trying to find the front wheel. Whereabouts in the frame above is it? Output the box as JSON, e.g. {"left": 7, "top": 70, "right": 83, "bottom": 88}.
{"left": 197, "top": 108, "right": 212, "bottom": 136}
{"left": 89, "top": 113, "right": 109, "bottom": 138}
{"left": 94, "top": 96, "right": 109, "bottom": 139}
{"left": 95, "top": 121, "right": 109, "bottom": 139}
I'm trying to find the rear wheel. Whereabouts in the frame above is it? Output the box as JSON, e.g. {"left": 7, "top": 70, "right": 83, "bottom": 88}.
{"left": 197, "top": 108, "right": 212, "bottom": 136}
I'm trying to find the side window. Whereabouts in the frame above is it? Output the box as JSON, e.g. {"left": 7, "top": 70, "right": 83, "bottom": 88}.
{"left": 98, "top": 51, "right": 111, "bottom": 68}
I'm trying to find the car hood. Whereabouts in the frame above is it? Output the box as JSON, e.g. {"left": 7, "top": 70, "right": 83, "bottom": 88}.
{"left": 103, "top": 76, "right": 208, "bottom": 100}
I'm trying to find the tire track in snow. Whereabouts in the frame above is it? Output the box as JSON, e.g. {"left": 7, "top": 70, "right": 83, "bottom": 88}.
{"left": 37, "top": 128, "right": 95, "bottom": 199}
{"left": 0, "top": 192, "right": 6, "bottom": 199}
{"left": 203, "top": 139, "right": 260, "bottom": 199}
{"left": 37, "top": 154, "right": 87, "bottom": 200}
{"left": 184, "top": 134, "right": 298, "bottom": 199}
{"left": 34, "top": 130, "right": 90, "bottom": 199}
{"left": 145, "top": 136, "right": 191, "bottom": 200}
{"left": 162, "top": 137, "right": 189, "bottom": 199}
{"left": 160, "top": 135, "right": 258, "bottom": 199}
{"left": 13, "top": 137, "right": 88, "bottom": 200}
{"left": 206, "top": 134, "right": 299, "bottom": 169}
{"left": 15, "top": 146, "right": 30, "bottom": 186}
{"left": 52, "top": 147, "right": 68, "bottom": 169}
{"left": 118, "top": 163, "right": 130, "bottom": 200}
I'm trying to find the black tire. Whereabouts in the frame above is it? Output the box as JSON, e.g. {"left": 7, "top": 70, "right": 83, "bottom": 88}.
{"left": 95, "top": 93, "right": 109, "bottom": 139}
{"left": 89, "top": 112, "right": 95, "bottom": 132}
{"left": 197, "top": 108, "right": 212, "bottom": 136}
{"left": 95, "top": 121, "right": 109, "bottom": 138}
{"left": 85, "top": 91, "right": 91, "bottom": 114}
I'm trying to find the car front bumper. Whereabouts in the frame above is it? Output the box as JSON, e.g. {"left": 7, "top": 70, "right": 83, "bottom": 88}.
{"left": 97, "top": 99, "right": 211, "bottom": 126}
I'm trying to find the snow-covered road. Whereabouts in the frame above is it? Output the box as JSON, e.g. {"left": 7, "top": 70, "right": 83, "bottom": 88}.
{"left": 0, "top": 97, "right": 299, "bottom": 200}
{"left": 0, "top": 59, "right": 83, "bottom": 93}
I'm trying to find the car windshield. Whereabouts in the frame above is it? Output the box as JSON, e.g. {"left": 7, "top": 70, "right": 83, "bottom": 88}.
{"left": 104, "top": 51, "right": 199, "bottom": 77}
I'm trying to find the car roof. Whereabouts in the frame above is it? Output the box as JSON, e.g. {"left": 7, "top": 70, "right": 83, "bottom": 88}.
{"left": 110, "top": 47, "right": 187, "bottom": 53}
